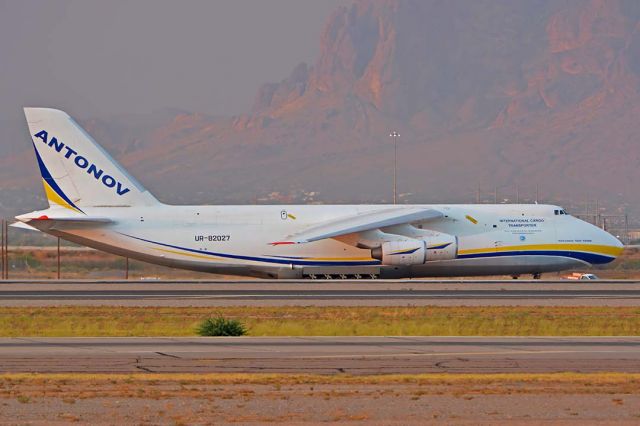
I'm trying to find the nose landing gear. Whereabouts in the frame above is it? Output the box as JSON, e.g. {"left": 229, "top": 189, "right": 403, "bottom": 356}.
{"left": 532, "top": 273, "right": 542, "bottom": 280}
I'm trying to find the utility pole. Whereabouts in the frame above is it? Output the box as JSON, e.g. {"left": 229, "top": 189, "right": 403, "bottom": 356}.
{"left": 1, "top": 219, "right": 4, "bottom": 280}
{"left": 57, "top": 237, "right": 61, "bottom": 280}
{"left": 125, "top": 257, "right": 129, "bottom": 280}
{"left": 389, "top": 131, "right": 400, "bottom": 204}
{"left": 2, "top": 220, "right": 7, "bottom": 280}
{"left": 625, "top": 213, "right": 629, "bottom": 244}
{"left": 5, "top": 220, "right": 7, "bottom": 280}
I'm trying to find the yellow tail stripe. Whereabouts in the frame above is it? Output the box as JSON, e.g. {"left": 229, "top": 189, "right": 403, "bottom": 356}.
{"left": 42, "top": 179, "right": 80, "bottom": 213}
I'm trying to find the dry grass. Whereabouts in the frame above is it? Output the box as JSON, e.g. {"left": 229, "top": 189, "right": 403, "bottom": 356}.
{"left": 1, "top": 306, "right": 640, "bottom": 337}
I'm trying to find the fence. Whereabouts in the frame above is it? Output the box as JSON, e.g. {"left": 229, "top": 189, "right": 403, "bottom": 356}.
{"left": 1, "top": 219, "right": 7, "bottom": 279}
{"left": 0, "top": 219, "right": 130, "bottom": 280}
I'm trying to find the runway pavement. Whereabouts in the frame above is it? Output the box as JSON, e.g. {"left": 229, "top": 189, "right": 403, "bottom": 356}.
{"left": 1, "top": 336, "right": 639, "bottom": 374}
{"left": 1, "top": 280, "right": 640, "bottom": 306}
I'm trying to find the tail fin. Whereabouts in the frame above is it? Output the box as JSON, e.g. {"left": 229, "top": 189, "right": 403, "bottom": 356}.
{"left": 24, "top": 108, "right": 158, "bottom": 212}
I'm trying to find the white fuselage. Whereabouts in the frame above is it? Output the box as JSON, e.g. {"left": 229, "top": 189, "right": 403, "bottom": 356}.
{"left": 18, "top": 108, "right": 623, "bottom": 279}
{"left": 34, "top": 203, "right": 622, "bottom": 279}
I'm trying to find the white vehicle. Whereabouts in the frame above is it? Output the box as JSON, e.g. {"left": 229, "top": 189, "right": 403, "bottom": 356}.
{"left": 579, "top": 273, "right": 599, "bottom": 280}
{"left": 566, "top": 272, "right": 600, "bottom": 280}
{"left": 14, "top": 108, "right": 624, "bottom": 279}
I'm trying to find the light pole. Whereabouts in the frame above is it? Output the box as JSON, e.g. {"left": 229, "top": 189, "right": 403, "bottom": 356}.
{"left": 389, "top": 131, "right": 400, "bottom": 204}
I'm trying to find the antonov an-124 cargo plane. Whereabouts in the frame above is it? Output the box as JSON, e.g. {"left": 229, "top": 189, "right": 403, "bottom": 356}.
{"left": 14, "top": 108, "right": 623, "bottom": 279}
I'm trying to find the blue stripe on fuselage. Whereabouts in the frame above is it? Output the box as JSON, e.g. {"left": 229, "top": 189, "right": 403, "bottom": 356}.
{"left": 120, "top": 233, "right": 381, "bottom": 266}
{"left": 458, "top": 250, "right": 615, "bottom": 265}
{"left": 120, "top": 233, "right": 614, "bottom": 266}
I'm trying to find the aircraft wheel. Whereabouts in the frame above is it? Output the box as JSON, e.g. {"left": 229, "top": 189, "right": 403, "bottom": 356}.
{"left": 533, "top": 273, "right": 542, "bottom": 279}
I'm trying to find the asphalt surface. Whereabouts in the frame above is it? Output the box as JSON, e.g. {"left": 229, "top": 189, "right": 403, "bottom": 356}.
{"left": 1, "top": 280, "right": 640, "bottom": 306}
{"left": 3, "top": 289, "right": 640, "bottom": 299}
{"left": 1, "top": 336, "right": 639, "bottom": 374}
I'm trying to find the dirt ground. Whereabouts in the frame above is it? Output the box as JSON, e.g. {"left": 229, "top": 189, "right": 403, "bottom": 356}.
{"left": 1, "top": 374, "right": 640, "bottom": 424}
{"left": 5, "top": 390, "right": 640, "bottom": 424}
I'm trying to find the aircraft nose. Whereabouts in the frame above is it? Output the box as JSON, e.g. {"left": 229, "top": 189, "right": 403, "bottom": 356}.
{"left": 596, "top": 225, "right": 624, "bottom": 260}
{"left": 600, "top": 225, "right": 623, "bottom": 246}
{"left": 609, "top": 231, "right": 624, "bottom": 251}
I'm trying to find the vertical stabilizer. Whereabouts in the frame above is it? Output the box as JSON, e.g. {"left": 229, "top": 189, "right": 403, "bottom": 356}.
{"left": 24, "top": 108, "right": 158, "bottom": 212}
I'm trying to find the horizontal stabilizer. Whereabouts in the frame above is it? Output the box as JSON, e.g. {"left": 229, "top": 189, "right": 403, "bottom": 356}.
{"left": 9, "top": 221, "right": 40, "bottom": 232}
{"left": 27, "top": 216, "right": 112, "bottom": 224}
{"left": 276, "top": 207, "right": 443, "bottom": 244}
{"left": 16, "top": 213, "right": 113, "bottom": 231}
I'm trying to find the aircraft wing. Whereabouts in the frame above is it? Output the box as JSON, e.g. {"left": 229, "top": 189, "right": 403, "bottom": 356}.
{"left": 274, "top": 207, "right": 443, "bottom": 244}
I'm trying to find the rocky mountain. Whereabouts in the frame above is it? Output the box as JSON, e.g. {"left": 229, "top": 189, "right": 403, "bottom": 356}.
{"left": 2, "top": 0, "right": 640, "bottom": 219}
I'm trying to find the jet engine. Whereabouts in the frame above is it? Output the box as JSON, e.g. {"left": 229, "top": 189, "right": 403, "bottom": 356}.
{"left": 371, "top": 235, "right": 458, "bottom": 265}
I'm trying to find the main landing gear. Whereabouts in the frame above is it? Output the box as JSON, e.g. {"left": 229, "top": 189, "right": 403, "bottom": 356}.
{"left": 306, "top": 273, "right": 379, "bottom": 280}
{"left": 511, "top": 273, "right": 541, "bottom": 280}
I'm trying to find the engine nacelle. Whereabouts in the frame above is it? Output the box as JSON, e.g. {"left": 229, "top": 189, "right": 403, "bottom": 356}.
{"left": 371, "top": 235, "right": 458, "bottom": 265}
{"left": 424, "top": 234, "right": 458, "bottom": 261}
{"left": 371, "top": 240, "right": 426, "bottom": 266}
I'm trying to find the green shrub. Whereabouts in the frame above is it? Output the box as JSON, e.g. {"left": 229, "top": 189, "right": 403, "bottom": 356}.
{"left": 196, "top": 317, "right": 247, "bottom": 336}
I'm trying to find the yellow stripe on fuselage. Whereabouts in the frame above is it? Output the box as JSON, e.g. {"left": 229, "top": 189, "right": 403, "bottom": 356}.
{"left": 459, "top": 243, "right": 623, "bottom": 257}
{"left": 153, "top": 247, "right": 222, "bottom": 261}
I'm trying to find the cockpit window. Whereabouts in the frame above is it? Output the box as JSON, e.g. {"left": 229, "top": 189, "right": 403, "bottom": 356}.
{"left": 554, "top": 209, "right": 559, "bottom": 215}
{"left": 554, "top": 209, "right": 569, "bottom": 216}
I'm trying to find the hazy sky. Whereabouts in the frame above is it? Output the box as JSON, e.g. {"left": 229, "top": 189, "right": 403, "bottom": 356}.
{"left": 0, "top": 0, "right": 347, "bottom": 123}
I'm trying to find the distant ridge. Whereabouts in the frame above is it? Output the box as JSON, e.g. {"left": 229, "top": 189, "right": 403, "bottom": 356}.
{"left": 2, "top": 0, "right": 640, "bottom": 218}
